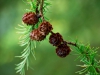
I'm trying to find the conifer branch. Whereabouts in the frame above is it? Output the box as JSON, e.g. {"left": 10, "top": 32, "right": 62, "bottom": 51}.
{"left": 16, "top": 0, "right": 100, "bottom": 75}
{"left": 67, "top": 41, "right": 100, "bottom": 75}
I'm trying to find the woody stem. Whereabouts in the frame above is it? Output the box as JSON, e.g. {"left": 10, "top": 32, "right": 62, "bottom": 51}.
{"left": 40, "top": 0, "right": 44, "bottom": 21}
{"left": 36, "top": 0, "right": 40, "bottom": 14}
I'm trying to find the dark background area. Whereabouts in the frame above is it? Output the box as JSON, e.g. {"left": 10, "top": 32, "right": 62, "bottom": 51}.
{"left": 0, "top": 0, "right": 100, "bottom": 75}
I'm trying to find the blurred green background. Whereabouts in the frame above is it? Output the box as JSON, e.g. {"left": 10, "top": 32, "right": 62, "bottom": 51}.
{"left": 0, "top": 0, "right": 100, "bottom": 75}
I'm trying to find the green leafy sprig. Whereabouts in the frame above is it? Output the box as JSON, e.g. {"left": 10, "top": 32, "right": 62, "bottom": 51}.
{"left": 67, "top": 41, "right": 100, "bottom": 75}
{"left": 15, "top": 0, "right": 50, "bottom": 75}
{"left": 15, "top": 24, "right": 34, "bottom": 75}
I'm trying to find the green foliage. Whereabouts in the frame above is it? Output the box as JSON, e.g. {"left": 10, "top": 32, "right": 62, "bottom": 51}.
{"left": 70, "top": 42, "right": 100, "bottom": 75}
{"left": 15, "top": 24, "right": 36, "bottom": 75}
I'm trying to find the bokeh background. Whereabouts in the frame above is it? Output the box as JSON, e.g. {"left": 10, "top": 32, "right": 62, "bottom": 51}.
{"left": 0, "top": 0, "right": 100, "bottom": 75}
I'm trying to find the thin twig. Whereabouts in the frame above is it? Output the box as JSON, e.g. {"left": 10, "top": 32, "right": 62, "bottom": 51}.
{"left": 36, "top": 0, "right": 40, "bottom": 14}
{"left": 96, "top": 68, "right": 100, "bottom": 73}
{"left": 67, "top": 42, "right": 77, "bottom": 47}
{"left": 40, "top": 0, "right": 44, "bottom": 21}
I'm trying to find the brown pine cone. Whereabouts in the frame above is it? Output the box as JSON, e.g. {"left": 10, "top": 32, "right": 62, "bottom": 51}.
{"left": 30, "top": 29, "right": 46, "bottom": 41}
{"left": 56, "top": 42, "right": 71, "bottom": 58}
{"left": 22, "top": 12, "right": 39, "bottom": 25}
{"left": 38, "top": 21, "right": 53, "bottom": 35}
{"left": 49, "top": 33, "right": 63, "bottom": 46}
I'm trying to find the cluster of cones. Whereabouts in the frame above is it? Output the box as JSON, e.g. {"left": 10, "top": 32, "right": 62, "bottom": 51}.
{"left": 22, "top": 12, "right": 53, "bottom": 41}
{"left": 49, "top": 32, "right": 71, "bottom": 57}
{"left": 22, "top": 12, "right": 71, "bottom": 58}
